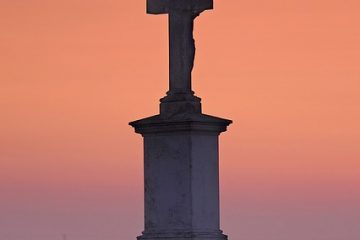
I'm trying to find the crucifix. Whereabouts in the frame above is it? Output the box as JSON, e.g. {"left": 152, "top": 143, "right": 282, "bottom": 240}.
{"left": 148, "top": 0, "right": 213, "bottom": 98}
{"left": 130, "top": 1, "right": 231, "bottom": 240}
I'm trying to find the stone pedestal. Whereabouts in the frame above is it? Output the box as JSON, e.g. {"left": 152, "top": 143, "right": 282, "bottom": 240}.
{"left": 130, "top": 97, "right": 231, "bottom": 240}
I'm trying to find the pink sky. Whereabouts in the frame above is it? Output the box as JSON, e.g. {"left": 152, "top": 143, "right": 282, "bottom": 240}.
{"left": 0, "top": 1, "right": 359, "bottom": 239}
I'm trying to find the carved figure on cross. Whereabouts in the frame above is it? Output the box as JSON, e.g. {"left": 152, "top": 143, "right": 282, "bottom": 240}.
{"left": 147, "top": 0, "right": 213, "bottom": 96}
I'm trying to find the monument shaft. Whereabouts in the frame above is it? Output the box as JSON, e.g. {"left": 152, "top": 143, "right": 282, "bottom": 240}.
{"left": 130, "top": 1, "right": 231, "bottom": 239}
{"left": 168, "top": 11, "right": 196, "bottom": 94}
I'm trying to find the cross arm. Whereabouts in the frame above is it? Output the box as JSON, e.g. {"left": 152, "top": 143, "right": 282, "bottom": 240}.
{"left": 147, "top": 0, "right": 213, "bottom": 14}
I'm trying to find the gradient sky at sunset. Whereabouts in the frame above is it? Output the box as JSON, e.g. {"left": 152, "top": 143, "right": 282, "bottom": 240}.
{"left": 1, "top": 1, "right": 359, "bottom": 240}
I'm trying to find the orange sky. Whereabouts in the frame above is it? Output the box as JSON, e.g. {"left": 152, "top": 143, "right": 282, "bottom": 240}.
{"left": 1, "top": 1, "right": 359, "bottom": 239}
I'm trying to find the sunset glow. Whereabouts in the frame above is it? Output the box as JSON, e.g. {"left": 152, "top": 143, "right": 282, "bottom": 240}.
{"left": 1, "top": 1, "right": 359, "bottom": 239}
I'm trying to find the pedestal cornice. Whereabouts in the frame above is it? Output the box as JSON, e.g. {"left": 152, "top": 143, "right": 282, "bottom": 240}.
{"left": 129, "top": 113, "right": 232, "bottom": 135}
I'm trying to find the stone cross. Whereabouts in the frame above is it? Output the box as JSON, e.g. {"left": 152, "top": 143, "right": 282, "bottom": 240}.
{"left": 130, "top": 1, "right": 232, "bottom": 240}
{"left": 147, "top": 0, "right": 213, "bottom": 96}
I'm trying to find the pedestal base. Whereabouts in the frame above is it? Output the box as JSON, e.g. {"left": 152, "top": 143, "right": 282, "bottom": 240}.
{"left": 130, "top": 106, "right": 232, "bottom": 240}
{"left": 138, "top": 230, "right": 228, "bottom": 240}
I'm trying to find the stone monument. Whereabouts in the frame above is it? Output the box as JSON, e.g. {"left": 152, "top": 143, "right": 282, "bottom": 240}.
{"left": 130, "top": 0, "right": 232, "bottom": 239}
